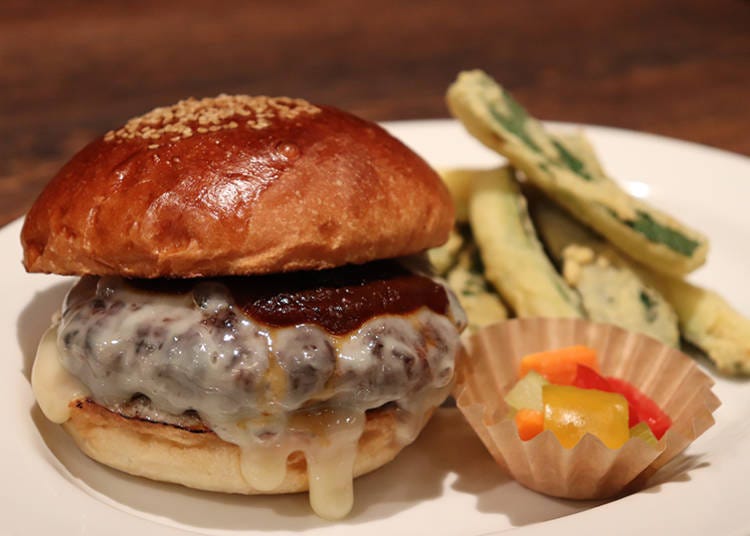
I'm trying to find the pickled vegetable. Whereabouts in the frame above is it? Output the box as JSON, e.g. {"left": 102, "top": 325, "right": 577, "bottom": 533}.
{"left": 629, "top": 422, "right": 659, "bottom": 447}
{"left": 573, "top": 364, "right": 672, "bottom": 439}
{"left": 543, "top": 384, "right": 630, "bottom": 449}
{"left": 520, "top": 345, "right": 598, "bottom": 385}
{"left": 504, "top": 370, "right": 548, "bottom": 412}
{"left": 607, "top": 377, "right": 672, "bottom": 440}
{"left": 514, "top": 408, "right": 544, "bottom": 441}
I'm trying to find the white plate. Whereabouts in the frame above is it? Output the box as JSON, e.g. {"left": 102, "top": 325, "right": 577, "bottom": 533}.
{"left": 3, "top": 120, "right": 749, "bottom": 535}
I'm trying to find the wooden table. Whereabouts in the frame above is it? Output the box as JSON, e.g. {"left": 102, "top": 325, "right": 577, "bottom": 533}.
{"left": 2, "top": 0, "right": 749, "bottom": 227}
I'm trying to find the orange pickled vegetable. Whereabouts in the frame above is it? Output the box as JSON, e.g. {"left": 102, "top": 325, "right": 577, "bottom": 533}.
{"left": 542, "top": 384, "right": 629, "bottom": 449}
{"left": 514, "top": 408, "right": 544, "bottom": 440}
{"left": 520, "top": 345, "right": 598, "bottom": 385}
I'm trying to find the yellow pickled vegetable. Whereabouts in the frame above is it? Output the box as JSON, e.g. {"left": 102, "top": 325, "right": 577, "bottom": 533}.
{"left": 543, "top": 385, "right": 630, "bottom": 449}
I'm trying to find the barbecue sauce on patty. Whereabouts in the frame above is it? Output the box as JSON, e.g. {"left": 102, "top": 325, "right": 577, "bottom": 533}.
{"left": 129, "top": 259, "right": 450, "bottom": 334}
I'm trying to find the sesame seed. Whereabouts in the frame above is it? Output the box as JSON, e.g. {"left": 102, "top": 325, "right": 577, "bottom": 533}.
{"left": 104, "top": 95, "right": 321, "bottom": 145}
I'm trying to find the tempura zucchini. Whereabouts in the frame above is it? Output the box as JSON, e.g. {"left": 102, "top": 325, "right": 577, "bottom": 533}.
{"left": 438, "top": 168, "right": 486, "bottom": 223}
{"left": 638, "top": 272, "right": 750, "bottom": 375}
{"left": 446, "top": 70, "right": 709, "bottom": 277}
{"left": 468, "top": 166, "right": 582, "bottom": 318}
{"left": 427, "top": 227, "right": 464, "bottom": 276}
{"left": 446, "top": 243, "right": 508, "bottom": 333}
{"left": 553, "top": 132, "right": 606, "bottom": 178}
{"left": 548, "top": 132, "right": 750, "bottom": 374}
{"left": 428, "top": 169, "right": 496, "bottom": 275}
{"left": 531, "top": 196, "right": 680, "bottom": 347}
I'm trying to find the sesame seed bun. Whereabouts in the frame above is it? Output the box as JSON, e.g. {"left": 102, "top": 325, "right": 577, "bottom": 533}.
{"left": 21, "top": 95, "right": 454, "bottom": 278}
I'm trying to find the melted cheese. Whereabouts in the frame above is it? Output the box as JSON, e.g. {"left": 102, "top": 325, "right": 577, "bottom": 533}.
{"left": 31, "top": 324, "right": 90, "bottom": 423}
{"left": 208, "top": 415, "right": 296, "bottom": 492}
{"left": 304, "top": 409, "right": 364, "bottom": 520}
{"left": 32, "top": 318, "right": 453, "bottom": 519}
{"left": 393, "top": 380, "right": 452, "bottom": 446}
{"left": 36, "top": 274, "right": 464, "bottom": 519}
{"left": 239, "top": 444, "right": 296, "bottom": 492}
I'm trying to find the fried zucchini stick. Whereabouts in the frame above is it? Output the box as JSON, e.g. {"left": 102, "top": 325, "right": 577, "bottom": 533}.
{"left": 430, "top": 169, "right": 509, "bottom": 329}
{"left": 531, "top": 194, "right": 680, "bottom": 346}
{"left": 447, "top": 243, "right": 508, "bottom": 333}
{"left": 447, "top": 70, "right": 708, "bottom": 277}
{"left": 468, "top": 166, "right": 582, "bottom": 318}
{"left": 553, "top": 132, "right": 750, "bottom": 374}
{"left": 427, "top": 227, "right": 463, "bottom": 276}
{"left": 438, "top": 168, "right": 483, "bottom": 224}
{"left": 635, "top": 273, "right": 750, "bottom": 375}
{"left": 428, "top": 169, "right": 495, "bottom": 275}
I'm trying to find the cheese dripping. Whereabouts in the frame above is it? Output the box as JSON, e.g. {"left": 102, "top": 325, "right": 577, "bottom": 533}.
{"left": 31, "top": 330, "right": 450, "bottom": 520}
{"left": 31, "top": 324, "right": 90, "bottom": 423}
{"left": 34, "top": 274, "right": 464, "bottom": 519}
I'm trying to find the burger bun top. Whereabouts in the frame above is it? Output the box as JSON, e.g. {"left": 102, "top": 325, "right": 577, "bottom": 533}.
{"left": 21, "top": 95, "right": 454, "bottom": 277}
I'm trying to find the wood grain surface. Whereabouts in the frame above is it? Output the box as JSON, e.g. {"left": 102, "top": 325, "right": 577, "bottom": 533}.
{"left": 2, "top": 0, "right": 749, "bottom": 227}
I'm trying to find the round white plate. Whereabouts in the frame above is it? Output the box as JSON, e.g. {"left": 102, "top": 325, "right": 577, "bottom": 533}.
{"left": 3, "top": 120, "right": 749, "bottom": 535}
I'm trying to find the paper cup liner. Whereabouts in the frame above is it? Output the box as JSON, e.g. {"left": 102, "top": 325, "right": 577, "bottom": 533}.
{"left": 453, "top": 317, "right": 720, "bottom": 500}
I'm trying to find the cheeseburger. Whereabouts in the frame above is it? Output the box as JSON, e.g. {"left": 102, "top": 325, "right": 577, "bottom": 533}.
{"left": 22, "top": 95, "right": 466, "bottom": 519}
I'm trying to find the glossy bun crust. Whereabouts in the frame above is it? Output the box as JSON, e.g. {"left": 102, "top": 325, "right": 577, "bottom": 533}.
{"left": 22, "top": 95, "right": 453, "bottom": 277}
{"left": 62, "top": 398, "right": 433, "bottom": 495}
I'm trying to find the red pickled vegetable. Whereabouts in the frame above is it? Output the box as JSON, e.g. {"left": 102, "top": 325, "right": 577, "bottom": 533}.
{"left": 572, "top": 364, "right": 672, "bottom": 439}
{"left": 573, "top": 364, "right": 612, "bottom": 392}
{"left": 573, "top": 365, "right": 638, "bottom": 427}
{"left": 607, "top": 377, "right": 672, "bottom": 440}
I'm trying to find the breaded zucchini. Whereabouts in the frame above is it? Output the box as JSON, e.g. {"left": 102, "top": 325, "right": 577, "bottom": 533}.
{"left": 553, "top": 132, "right": 606, "bottom": 177}
{"left": 446, "top": 70, "right": 709, "bottom": 277}
{"left": 428, "top": 168, "right": 495, "bottom": 275}
{"left": 547, "top": 133, "right": 749, "bottom": 374}
{"left": 531, "top": 196, "right": 680, "bottom": 347}
{"left": 447, "top": 243, "right": 508, "bottom": 333}
{"left": 427, "top": 227, "right": 464, "bottom": 276}
{"left": 438, "top": 168, "right": 485, "bottom": 224}
{"left": 468, "top": 166, "right": 582, "bottom": 318}
{"left": 638, "top": 272, "right": 750, "bottom": 375}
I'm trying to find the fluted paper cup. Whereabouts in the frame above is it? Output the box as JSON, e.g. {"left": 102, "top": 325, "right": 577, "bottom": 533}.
{"left": 453, "top": 318, "right": 720, "bottom": 500}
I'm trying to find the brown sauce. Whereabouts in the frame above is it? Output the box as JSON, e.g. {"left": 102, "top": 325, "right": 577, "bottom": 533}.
{"left": 129, "top": 260, "right": 449, "bottom": 334}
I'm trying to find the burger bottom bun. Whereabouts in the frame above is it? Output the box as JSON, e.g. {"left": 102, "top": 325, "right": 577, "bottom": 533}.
{"left": 62, "top": 398, "right": 433, "bottom": 495}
